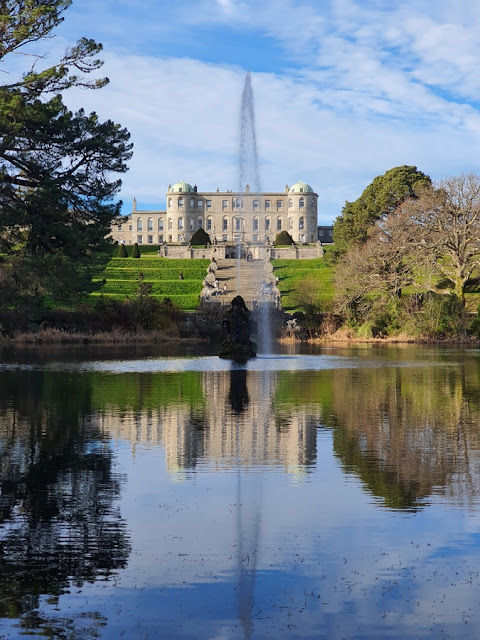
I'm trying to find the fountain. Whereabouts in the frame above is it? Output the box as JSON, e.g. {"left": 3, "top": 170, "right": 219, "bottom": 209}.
{"left": 219, "top": 71, "right": 278, "bottom": 361}
{"left": 239, "top": 71, "right": 261, "bottom": 193}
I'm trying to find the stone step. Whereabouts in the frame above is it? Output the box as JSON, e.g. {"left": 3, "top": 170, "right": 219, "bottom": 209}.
{"left": 208, "top": 258, "right": 276, "bottom": 307}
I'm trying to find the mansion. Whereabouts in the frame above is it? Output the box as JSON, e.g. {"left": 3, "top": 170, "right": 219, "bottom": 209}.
{"left": 111, "top": 180, "right": 320, "bottom": 247}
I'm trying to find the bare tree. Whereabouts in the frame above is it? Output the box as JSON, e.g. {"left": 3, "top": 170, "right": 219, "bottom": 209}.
{"left": 402, "top": 174, "right": 480, "bottom": 304}
{"left": 334, "top": 207, "right": 419, "bottom": 320}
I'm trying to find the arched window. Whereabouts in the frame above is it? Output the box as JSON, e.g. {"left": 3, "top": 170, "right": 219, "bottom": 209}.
{"left": 288, "top": 198, "right": 293, "bottom": 208}
{"left": 168, "top": 198, "right": 172, "bottom": 208}
{"left": 299, "top": 217, "right": 305, "bottom": 230}
{"left": 158, "top": 218, "right": 164, "bottom": 231}
{"left": 168, "top": 218, "right": 173, "bottom": 230}
{"left": 178, "top": 197, "right": 184, "bottom": 207}
{"left": 222, "top": 217, "right": 228, "bottom": 231}
{"left": 137, "top": 217, "right": 143, "bottom": 231}
{"left": 277, "top": 217, "right": 282, "bottom": 231}
{"left": 178, "top": 217, "right": 184, "bottom": 230}
{"left": 197, "top": 217, "right": 203, "bottom": 229}
{"left": 190, "top": 198, "right": 195, "bottom": 208}
{"left": 253, "top": 217, "right": 259, "bottom": 231}
{"left": 147, "top": 217, "right": 153, "bottom": 231}
{"left": 207, "top": 217, "right": 212, "bottom": 231}
{"left": 235, "top": 218, "right": 242, "bottom": 232}
{"left": 299, "top": 197, "right": 305, "bottom": 208}
{"left": 265, "top": 217, "right": 271, "bottom": 231}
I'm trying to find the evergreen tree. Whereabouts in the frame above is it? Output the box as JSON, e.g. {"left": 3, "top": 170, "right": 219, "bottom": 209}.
{"left": 333, "top": 166, "right": 431, "bottom": 256}
{"left": 274, "top": 230, "right": 294, "bottom": 246}
{"left": 190, "top": 228, "right": 211, "bottom": 246}
{"left": 0, "top": 1, "right": 132, "bottom": 310}
{"left": 117, "top": 243, "right": 128, "bottom": 258}
{"left": 131, "top": 243, "right": 140, "bottom": 258}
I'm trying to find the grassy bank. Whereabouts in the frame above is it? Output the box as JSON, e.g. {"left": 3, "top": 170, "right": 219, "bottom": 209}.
{"left": 93, "top": 257, "right": 209, "bottom": 311}
{"left": 272, "top": 258, "right": 334, "bottom": 311}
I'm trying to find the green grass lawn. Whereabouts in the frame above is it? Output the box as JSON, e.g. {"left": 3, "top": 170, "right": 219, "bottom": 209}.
{"left": 271, "top": 258, "right": 335, "bottom": 311}
{"left": 93, "top": 257, "right": 209, "bottom": 311}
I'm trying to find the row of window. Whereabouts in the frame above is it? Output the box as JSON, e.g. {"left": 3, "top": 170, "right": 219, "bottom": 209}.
{"left": 168, "top": 197, "right": 315, "bottom": 210}
{"left": 135, "top": 232, "right": 316, "bottom": 245}
{"left": 122, "top": 215, "right": 312, "bottom": 234}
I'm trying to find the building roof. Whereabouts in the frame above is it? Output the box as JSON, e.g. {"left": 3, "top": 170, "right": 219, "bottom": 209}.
{"left": 170, "top": 181, "right": 195, "bottom": 193}
{"left": 289, "top": 181, "right": 314, "bottom": 194}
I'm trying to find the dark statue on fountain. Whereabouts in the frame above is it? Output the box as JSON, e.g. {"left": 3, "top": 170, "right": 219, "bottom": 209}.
{"left": 219, "top": 295, "right": 257, "bottom": 363}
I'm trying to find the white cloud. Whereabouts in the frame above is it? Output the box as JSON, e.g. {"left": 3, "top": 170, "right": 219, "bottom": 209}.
{"left": 8, "top": 0, "right": 480, "bottom": 223}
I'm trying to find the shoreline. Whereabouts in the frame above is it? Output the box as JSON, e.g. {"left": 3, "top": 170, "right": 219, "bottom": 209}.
{"left": 0, "top": 328, "right": 205, "bottom": 346}
{"left": 0, "top": 328, "right": 478, "bottom": 347}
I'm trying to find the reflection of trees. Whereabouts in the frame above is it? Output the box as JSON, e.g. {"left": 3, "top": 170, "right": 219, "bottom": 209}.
{"left": 0, "top": 371, "right": 130, "bottom": 635}
{"left": 276, "top": 360, "right": 480, "bottom": 509}
{"left": 329, "top": 362, "right": 480, "bottom": 509}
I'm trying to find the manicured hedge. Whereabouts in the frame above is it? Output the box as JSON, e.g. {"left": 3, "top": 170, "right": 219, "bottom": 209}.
{"left": 97, "top": 280, "right": 202, "bottom": 295}
{"left": 90, "top": 292, "right": 201, "bottom": 310}
{"left": 108, "top": 258, "right": 209, "bottom": 269}
{"left": 102, "top": 267, "right": 208, "bottom": 280}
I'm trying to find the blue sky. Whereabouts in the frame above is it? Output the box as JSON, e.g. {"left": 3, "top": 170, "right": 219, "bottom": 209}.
{"left": 8, "top": 0, "right": 480, "bottom": 223}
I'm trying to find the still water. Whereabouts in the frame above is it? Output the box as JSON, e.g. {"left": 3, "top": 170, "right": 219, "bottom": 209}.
{"left": 1, "top": 343, "right": 480, "bottom": 639}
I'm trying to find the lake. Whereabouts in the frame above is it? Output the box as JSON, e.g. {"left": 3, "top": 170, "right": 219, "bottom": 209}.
{"left": 1, "top": 343, "right": 480, "bottom": 639}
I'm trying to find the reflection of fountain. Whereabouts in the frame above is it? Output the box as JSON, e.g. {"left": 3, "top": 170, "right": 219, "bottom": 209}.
{"left": 230, "top": 366, "right": 263, "bottom": 639}
{"left": 229, "top": 368, "right": 249, "bottom": 413}
{"left": 236, "top": 467, "right": 262, "bottom": 640}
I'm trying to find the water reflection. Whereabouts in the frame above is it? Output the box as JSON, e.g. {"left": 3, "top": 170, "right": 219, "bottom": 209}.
{"left": 2, "top": 349, "right": 480, "bottom": 637}
{"left": 0, "top": 371, "right": 131, "bottom": 637}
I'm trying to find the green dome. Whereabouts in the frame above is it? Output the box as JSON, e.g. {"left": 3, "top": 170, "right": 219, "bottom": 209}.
{"left": 289, "top": 181, "right": 314, "bottom": 194}
{"left": 170, "top": 181, "right": 194, "bottom": 193}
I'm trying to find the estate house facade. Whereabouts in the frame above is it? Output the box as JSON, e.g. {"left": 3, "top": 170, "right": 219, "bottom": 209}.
{"left": 111, "top": 180, "right": 319, "bottom": 246}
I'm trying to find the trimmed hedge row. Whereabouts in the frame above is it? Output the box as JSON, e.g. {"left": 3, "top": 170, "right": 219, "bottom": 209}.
{"left": 90, "top": 292, "right": 200, "bottom": 310}
{"left": 102, "top": 267, "right": 208, "bottom": 280}
{"left": 108, "top": 257, "right": 209, "bottom": 269}
{"left": 97, "top": 280, "right": 202, "bottom": 295}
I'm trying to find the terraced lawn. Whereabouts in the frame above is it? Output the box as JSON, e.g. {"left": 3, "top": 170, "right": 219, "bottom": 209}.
{"left": 272, "top": 258, "right": 335, "bottom": 311}
{"left": 93, "top": 257, "right": 209, "bottom": 311}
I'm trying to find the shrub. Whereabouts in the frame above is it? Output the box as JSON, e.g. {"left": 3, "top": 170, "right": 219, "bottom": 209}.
{"left": 131, "top": 242, "right": 140, "bottom": 258}
{"left": 190, "top": 228, "right": 211, "bottom": 246}
{"left": 117, "top": 243, "right": 128, "bottom": 258}
{"left": 274, "top": 230, "right": 294, "bottom": 246}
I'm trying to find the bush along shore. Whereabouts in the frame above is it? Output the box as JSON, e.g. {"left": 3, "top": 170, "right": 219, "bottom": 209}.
{"left": 2, "top": 298, "right": 479, "bottom": 345}
{"left": 0, "top": 298, "right": 226, "bottom": 344}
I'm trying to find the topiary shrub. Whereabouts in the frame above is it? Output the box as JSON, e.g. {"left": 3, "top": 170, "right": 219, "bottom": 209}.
{"left": 117, "top": 243, "right": 128, "bottom": 257}
{"left": 274, "top": 230, "right": 294, "bottom": 246}
{"left": 131, "top": 242, "right": 141, "bottom": 258}
{"left": 190, "top": 228, "right": 211, "bottom": 246}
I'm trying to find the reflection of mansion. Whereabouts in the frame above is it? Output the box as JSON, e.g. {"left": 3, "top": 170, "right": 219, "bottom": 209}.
{"left": 111, "top": 180, "right": 320, "bottom": 248}
{"left": 97, "top": 371, "right": 320, "bottom": 477}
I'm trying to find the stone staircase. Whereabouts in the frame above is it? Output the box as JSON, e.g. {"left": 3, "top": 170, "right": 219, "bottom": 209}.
{"left": 213, "top": 258, "right": 271, "bottom": 308}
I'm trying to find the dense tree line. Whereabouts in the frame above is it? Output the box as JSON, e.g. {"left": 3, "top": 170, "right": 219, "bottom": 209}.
{"left": 333, "top": 172, "right": 480, "bottom": 338}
